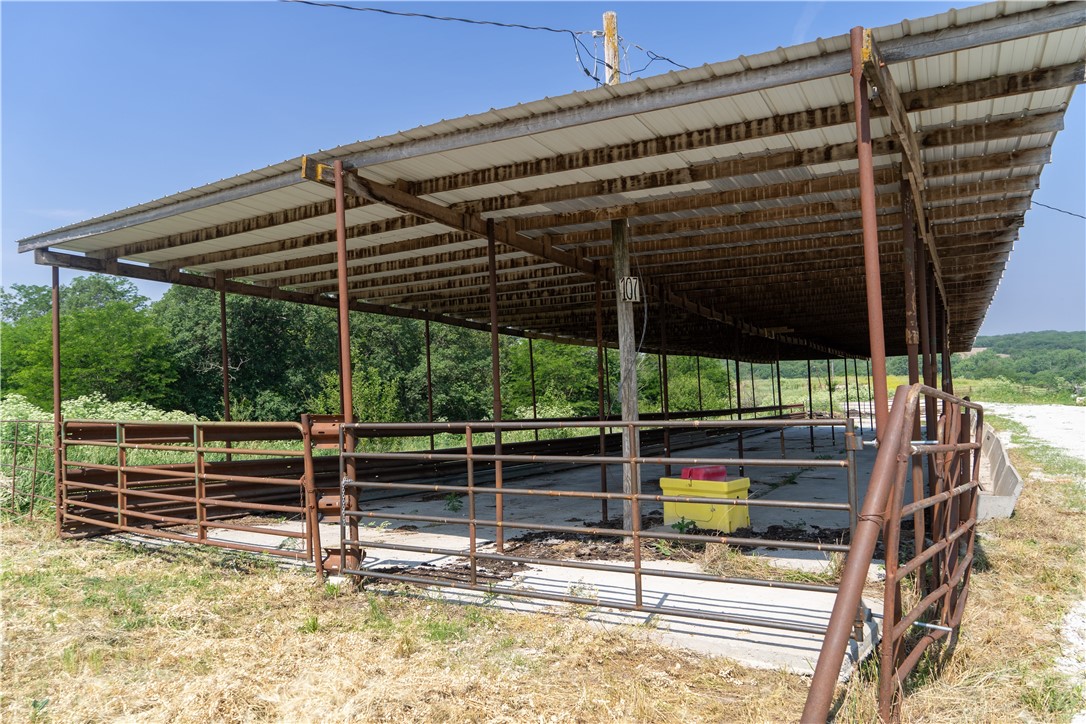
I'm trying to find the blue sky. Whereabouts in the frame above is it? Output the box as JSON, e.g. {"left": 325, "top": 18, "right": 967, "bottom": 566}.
{"left": 3, "top": 1, "right": 1084, "bottom": 337}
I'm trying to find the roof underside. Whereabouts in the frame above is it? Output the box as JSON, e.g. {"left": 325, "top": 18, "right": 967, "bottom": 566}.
{"left": 18, "top": 1, "right": 1086, "bottom": 362}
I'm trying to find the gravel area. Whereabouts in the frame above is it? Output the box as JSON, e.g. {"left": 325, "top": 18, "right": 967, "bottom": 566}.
{"left": 982, "top": 403, "right": 1086, "bottom": 463}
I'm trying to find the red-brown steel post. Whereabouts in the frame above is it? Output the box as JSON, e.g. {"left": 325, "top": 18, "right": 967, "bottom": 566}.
{"left": 529, "top": 337, "right": 539, "bottom": 441}
{"left": 927, "top": 267, "right": 940, "bottom": 424}
{"left": 802, "top": 386, "right": 914, "bottom": 723}
{"left": 806, "top": 358, "right": 815, "bottom": 451}
{"left": 855, "top": 358, "right": 865, "bottom": 435}
{"left": 660, "top": 303, "right": 671, "bottom": 476}
{"left": 852, "top": 25, "right": 890, "bottom": 440}
{"left": 9, "top": 424, "right": 19, "bottom": 512}
{"left": 775, "top": 345, "right": 785, "bottom": 457}
{"left": 827, "top": 359, "right": 836, "bottom": 445}
{"left": 595, "top": 280, "right": 608, "bottom": 522}
{"left": 734, "top": 359, "right": 745, "bottom": 478}
{"left": 300, "top": 415, "right": 324, "bottom": 581}
{"left": 940, "top": 303, "right": 954, "bottom": 396}
{"left": 216, "top": 271, "right": 232, "bottom": 423}
{"left": 695, "top": 356, "right": 704, "bottom": 412}
{"left": 901, "top": 176, "right": 928, "bottom": 573}
{"left": 844, "top": 353, "right": 852, "bottom": 424}
{"left": 424, "top": 320, "right": 435, "bottom": 451}
{"left": 333, "top": 160, "right": 359, "bottom": 571}
{"left": 51, "top": 265, "right": 62, "bottom": 536}
{"left": 749, "top": 362, "right": 757, "bottom": 414}
{"left": 486, "top": 219, "right": 504, "bottom": 553}
{"left": 216, "top": 271, "right": 233, "bottom": 461}
{"left": 917, "top": 241, "right": 936, "bottom": 443}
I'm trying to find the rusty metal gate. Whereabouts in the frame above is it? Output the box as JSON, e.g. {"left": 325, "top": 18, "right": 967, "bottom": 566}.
{"left": 55, "top": 419, "right": 326, "bottom": 565}
{"left": 805, "top": 384, "right": 982, "bottom": 720}
{"left": 334, "top": 417, "right": 869, "bottom": 639}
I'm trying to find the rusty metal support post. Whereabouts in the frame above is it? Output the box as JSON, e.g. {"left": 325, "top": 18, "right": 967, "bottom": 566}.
{"left": 852, "top": 25, "right": 890, "bottom": 440}
{"left": 734, "top": 359, "right": 745, "bottom": 478}
{"left": 529, "top": 337, "right": 539, "bottom": 441}
{"left": 803, "top": 388, "right": 912, "bottom": 722}
{"left": 333, "top": 160, "right": 360, "bottom": 571}
{"left": 940, "top": 304, "right": 953, "bottom": 396}
{"left": 806, "top": 358, "right": 815, "bottom": 451}
{"left": 117, "top": 424, "right": 127, "bottom": 529}
{"left": 749, "top": 362, "right": 757, "bottom": 416}
{"left": 216, "top": 271, "right": 232, "bottom": 423}
{"left": 726, "top": 358, "right": 733, "bottom": 415}
{"left": 774, "top": 350, "right": 783, "bottom": 415}
{"left": 775, "top": 345, "right": 785, "bottom": 458}
{"left": 595, "top": 280, "right": 608, "bottom": 522}
{"left": 194, "top": 425, "right": 207, "bottom": 541}
{"left": 854, "top": 358, "right": 865, "bottom": 435}
{"left": 926, "top": 266, "right": 940, "bottom": 432}
{"left": 902, "top": 177, "right": 927, "bottom": 560}
{"left": 917, "top": 241, "right": 936, "bottom": 443}
{"left": 424, "top": 320, "right": 435, "bottom": 451}
{"left": 466, "top": 426, "right": 477, "bottom": 586}
{"left": 844, "top": 354, "right": 852, "bottom": 425}
{"left": 695, "top": 356, "right": 704, "bottom": 412}
{"left": 660, "top": 304, "right": 671, "bottom": 476}
{"left": 827, "top": 359, "right": 836, "bottom": 445}
{"left": 300, "top": 416, "right": 324, "bottom": 581}
{"left": 51, "top": 265, "right": 62, "bottom": 536}
{"left": 487, "top": 218, "right": 504, "bottom": 552}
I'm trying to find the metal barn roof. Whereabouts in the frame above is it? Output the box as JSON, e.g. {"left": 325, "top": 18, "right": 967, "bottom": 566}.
{"left": 18, "top": 0, "right": 1086, "bottom": 361}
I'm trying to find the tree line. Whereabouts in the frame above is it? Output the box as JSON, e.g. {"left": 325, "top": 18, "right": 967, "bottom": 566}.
{"left": 1, "top": 275, "right": 744, "bottom": 422}
{"left": 5, "top": 275, "right": 1078, "bottom": 422}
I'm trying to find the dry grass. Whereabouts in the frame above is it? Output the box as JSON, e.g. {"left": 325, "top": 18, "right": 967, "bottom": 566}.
{"left": 1, "top": 414, "right": 1082, "bottom": 722}
{"left": 0, "top": 520, "right": 810, "bottom": 723}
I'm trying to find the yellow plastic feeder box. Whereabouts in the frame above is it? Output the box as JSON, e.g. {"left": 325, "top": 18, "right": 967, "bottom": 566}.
{"left": 659, "top": 477, "right": 751, "bottom": 532}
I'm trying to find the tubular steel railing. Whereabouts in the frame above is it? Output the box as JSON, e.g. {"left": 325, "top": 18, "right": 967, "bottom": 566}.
{"left": 337, "top": 416, "right": 864, "bottom": 636}
{"left": 0, "top": 419, "right": 55, "bottom": 518}
{"left": 57, "top": 420, "right": 324, "bottom": 566}
{"left": 803, "top": 384, "right": 982, "bottom": 721}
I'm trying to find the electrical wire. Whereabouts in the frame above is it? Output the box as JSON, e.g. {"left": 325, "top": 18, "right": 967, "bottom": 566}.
{"left": 1032, "top": 201, "right": 1086, "bottom": 220}
{"left": 281, "top": 0, "right": 686, "bottom": 84}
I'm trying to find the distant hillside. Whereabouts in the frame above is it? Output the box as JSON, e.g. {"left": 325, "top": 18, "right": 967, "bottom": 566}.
{"left": 953, "top": 330, "right": 1085, "bottom": 394}
{"left": 878, "top": 331, "right": 1085, "bottom": 399}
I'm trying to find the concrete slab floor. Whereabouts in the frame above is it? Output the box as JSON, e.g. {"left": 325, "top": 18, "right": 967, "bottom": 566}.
{"left": 197, "top": 423, "right": 894, "bottom": 678}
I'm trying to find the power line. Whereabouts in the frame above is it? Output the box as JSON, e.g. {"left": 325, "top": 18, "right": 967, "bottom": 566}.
{"left": 1032, "top": 201, "right": 1086, "bottom": 220}
{"left": 280, "top": 0, "right": 687, "bottom": 83}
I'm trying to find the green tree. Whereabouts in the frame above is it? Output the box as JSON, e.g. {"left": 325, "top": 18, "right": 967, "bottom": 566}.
{"left": 1, "top": 276, "right": 176, "bottom": 409}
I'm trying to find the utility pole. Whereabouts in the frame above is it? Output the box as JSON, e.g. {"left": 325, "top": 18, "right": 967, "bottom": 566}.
{"left": 605, "top": 10, "right": 639, "bottom": 533}
{"left": 604, "top": 11, "right": 620, "bottom": 85}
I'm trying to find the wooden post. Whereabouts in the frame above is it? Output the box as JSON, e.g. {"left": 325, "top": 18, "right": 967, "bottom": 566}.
{"left": 734, "top": 359, "right": 745, "bottom": 478}
{"left": 605, "top": 11, "right": 638, "bottom": 532}
{"left": 603, "top": 11, "right": 620, "bottom": 85}
{"left": 612, "top": 218, "right": 640, "bottom": 532}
